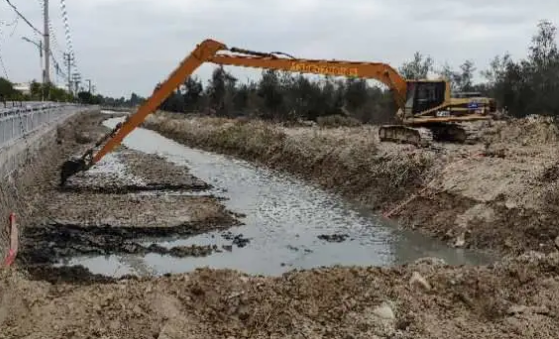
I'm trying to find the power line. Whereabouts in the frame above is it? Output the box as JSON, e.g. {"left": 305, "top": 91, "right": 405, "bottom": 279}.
{"left": 2, "top": 0, "right": 42, "bottom": 36}
{"left": 0, "top": 51, "right": 9, "bottom": 79}
{"left": 59, "top": 0, "right": 77, "bottom": 72}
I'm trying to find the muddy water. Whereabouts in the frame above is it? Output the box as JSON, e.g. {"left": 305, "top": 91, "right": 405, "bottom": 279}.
{"left": 62, "top": 116, "right": 495, "bottom": 276}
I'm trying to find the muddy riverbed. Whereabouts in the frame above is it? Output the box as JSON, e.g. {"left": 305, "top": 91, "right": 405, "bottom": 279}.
{"left": 57, "top": 117, "right": 493, "bottom": 277}
{"left": 18, "top": 113, "right": 495, "bottom": 280}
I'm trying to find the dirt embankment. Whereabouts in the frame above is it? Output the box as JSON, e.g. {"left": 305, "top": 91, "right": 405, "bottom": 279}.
{"left": 144, "top": 112, "right": 559, "bottom": 255}
{"left": 3, "top": 252, "right": 559, "bottom": 338}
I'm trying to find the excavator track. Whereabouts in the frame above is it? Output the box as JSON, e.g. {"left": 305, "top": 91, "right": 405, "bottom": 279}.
{"left": 379, "top": 125, "right": 433, "bottom": 147}
{"left": 379, "top": 121, "right": 486, "bottom": 147}
{"left": 429, "top": 122, "right": 484, "bottom": 144}
{"left": 457, "top": 122, "right": 486, "bottom": 144}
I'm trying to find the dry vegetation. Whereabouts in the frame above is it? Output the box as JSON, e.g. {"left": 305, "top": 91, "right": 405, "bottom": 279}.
{"left": 144, "top": 112, "right": 559, "bottom": 255}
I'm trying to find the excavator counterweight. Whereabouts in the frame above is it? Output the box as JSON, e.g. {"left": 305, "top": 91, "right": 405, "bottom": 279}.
{"left": 60, "top": 39, "right": 496, "bottom": 184}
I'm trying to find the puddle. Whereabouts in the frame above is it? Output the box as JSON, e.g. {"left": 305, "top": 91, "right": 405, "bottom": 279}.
{"left": 62, "top": 117, "right": 496, "bottom": 277}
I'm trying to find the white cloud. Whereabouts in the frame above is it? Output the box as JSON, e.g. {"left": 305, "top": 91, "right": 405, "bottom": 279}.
{"left": 0, "top": 0, "right": 558, "bottom": 98}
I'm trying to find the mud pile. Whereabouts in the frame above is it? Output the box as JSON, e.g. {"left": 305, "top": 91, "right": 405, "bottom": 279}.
{"left": 144, "top": 112, "right": 559, "bottom": 255}
{"left": 2, "top": 252, "right": 559, "bottom": 338}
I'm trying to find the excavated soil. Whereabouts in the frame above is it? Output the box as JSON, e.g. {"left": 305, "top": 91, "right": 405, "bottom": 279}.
{"left": 144, "top": 112, "right": 559, "bottom": 256}
{"left": 3, "top": 252, "right": 559, "bottom": 338}
{"left": 62, "top": 148, "right": 209, "bottom": 193}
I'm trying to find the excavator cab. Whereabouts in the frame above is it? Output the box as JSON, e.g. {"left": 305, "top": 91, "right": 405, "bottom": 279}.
{"left": 403, "top": 80, "right": 448, "bottom": 117}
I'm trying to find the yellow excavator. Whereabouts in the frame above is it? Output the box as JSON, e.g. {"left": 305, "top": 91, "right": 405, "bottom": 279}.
{"left": 60, "top": 39, "right": 496, "bottom": 184}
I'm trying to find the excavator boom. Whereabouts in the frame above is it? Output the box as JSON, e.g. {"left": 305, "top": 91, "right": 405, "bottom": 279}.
{"left": 60, "top": 39, "right": 226, "bottom": 184}
{"left": 60, "top": 38, "right": 414, "bottom": 184}
{"left": 208, "top": 54, "right": 408, "bottom": 108}
{"left": 59, "top": 38, "right": 492, "bottom": 184}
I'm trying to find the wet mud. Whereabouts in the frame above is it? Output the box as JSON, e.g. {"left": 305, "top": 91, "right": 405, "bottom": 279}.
{"left": 221, "top": 231, "right": 251, "bottom": 248}
{"left": 19, "top": 223, "right": 224, "bottom": 265}
{"left": 24, "top": 265, "right": 135, "bottom": 285}
{"left": 318, "top": 233, "right": 349, "bottom": 243}
{"left": 35, "top": 192, "right": 238, "bottom": 228}
{"left": 15, "top": 111, "right": 243, "bottom": 283}
{"left": 62, "top": 148, "right": 210, "bottom": 194}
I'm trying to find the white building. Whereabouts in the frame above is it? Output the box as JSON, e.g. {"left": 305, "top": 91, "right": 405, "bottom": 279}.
{"left": 12, "top": 82, "right": 31, "bottom": 95}
{"left": 12, "top": 81, "right": 68, "bottom": 95}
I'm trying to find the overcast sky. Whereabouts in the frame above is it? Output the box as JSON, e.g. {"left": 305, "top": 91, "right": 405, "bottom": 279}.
{"left": 1, "top": 0, "right": 559, "bottom": 98}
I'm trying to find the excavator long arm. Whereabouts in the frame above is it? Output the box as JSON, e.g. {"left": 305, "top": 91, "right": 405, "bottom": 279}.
{"left": 59, "top": 39, "right": 409, "bottom": 185}
{"left": 208, "top": 53, "right": 408, "bottom": 107}
{"left": 94, "top": 39, "right": 227, "bottom": 163}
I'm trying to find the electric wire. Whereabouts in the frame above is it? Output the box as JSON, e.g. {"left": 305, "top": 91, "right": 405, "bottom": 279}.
{"left": 2, "top": 0, "right": 42, "bottom": 36}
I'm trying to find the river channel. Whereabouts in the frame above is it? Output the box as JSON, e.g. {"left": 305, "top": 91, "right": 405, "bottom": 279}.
{"left": 57, "top": 116, "right": 494, "bottom": 276}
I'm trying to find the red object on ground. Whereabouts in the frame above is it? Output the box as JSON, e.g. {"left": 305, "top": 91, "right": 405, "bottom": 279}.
{"left": 3, "top": 249, "right": 16, "bottom": 267}
{"left": 3, "top": 212, "right": 18, "bottom": 267}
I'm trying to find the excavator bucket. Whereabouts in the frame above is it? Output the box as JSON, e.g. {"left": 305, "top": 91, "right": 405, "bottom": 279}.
{"left": 60, "top": 157, "right": 87, "bottom": 186}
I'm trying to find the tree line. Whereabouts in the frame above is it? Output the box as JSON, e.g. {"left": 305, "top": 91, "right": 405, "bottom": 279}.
{"left": 156, "top": 20, "right": 559, "bottom": 123}
{"left": 0, "top": 79, "right": 74, "bottom": 103}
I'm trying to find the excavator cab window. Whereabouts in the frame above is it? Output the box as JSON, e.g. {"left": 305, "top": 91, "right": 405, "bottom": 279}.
{"left": 405, "top": 81, "right": 446, "bottom": 114}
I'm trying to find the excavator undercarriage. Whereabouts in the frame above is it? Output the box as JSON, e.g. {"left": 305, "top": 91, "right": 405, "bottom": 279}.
{"left": 379, "top": 119, "right": 491, "bottom": 147}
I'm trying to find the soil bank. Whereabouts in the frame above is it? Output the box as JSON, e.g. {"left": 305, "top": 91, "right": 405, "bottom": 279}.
{"left": 0, "top": 109, "right": 103, "bottom": 260}
{"left": 144, "top": 112, "right": 559, "bottom": 256}
{"left": 2, "top": 252, "right": 559, "bottom": 338}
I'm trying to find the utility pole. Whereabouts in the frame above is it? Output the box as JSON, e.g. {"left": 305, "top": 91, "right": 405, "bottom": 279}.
{"left": 72, "top": 72, "right": 81, "bottom": 94}
{"left": 64, "top": 53, "right": 73, "bottom": 94}
{"left": 43, "top": 0, "right": 50, "bottom": 85}
{"left": 86, "top": 79, "right": 92, "bottom": 93}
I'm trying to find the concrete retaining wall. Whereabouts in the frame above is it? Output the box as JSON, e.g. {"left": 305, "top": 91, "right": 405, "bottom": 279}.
{"left": 0, "top": 104, "right": 99, "bottom": 262}
{"left": 0, "top": 104, "right": 97, "bottom": 179}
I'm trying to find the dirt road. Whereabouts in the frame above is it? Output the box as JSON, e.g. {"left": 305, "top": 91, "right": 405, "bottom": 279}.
{"left": 1, "top": 111, "right": 559, "bottom": 338}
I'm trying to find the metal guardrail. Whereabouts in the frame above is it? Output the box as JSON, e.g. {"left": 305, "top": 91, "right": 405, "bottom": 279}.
{"left": 0, "top": 102, "right": 94, "bottom": 149}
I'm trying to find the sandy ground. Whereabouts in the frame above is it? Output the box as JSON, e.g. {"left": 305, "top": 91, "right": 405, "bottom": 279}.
{"left": 144, "top": 112, "right": 559, "bottom": 256}
{"left": 2, "top": 110, "right": 559, "bottom": 338}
